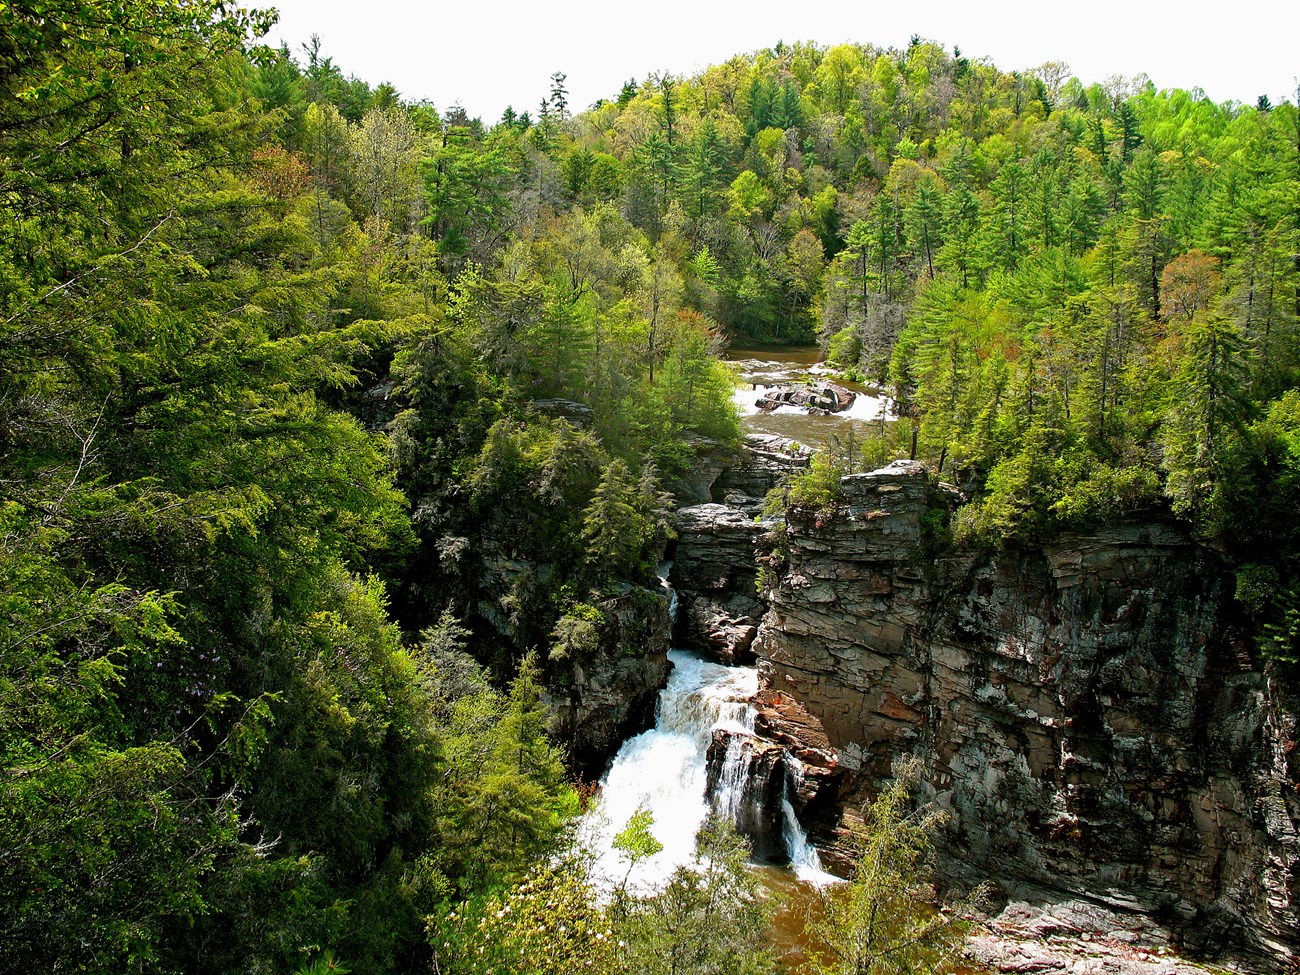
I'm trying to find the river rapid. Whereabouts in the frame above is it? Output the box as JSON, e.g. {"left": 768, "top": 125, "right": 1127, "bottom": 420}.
{"left": 728, "top": 345, "right": 893, "bottom": 450}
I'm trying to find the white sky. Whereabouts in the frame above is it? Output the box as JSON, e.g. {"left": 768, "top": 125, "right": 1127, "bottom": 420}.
{"left": 262, "top": 0, "right": 1298, "bottom": 123}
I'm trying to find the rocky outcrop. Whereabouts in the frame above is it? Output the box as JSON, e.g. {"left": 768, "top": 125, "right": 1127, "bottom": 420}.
{"left": 670, "top": 504, "right": 768, "bottom": 663}
{"left": 667, "top": 436, "right": 812, "bottom": 661}
{"left": 544, "top": 585, "right": 671, "bottom": 778}
{"left": 754, "top": 380, "right": 856, "bottom": 413}
{"left": 531, "top": 398, "right": 595, "bottom": 428}
{"left": 967, "top": 900, "right": 1237, "bottom": 975}
{"left": 668, "top": 433, "right": 737, "bottom": 504}
{"left": 755, "top": 460, "right": 1299, "bottom": 969}
{"left": 710, "top": 434, "right": 810, "bottom": 515}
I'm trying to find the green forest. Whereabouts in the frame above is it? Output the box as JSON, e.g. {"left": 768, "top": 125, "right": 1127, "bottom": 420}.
{"left": 2, "top": 1, "right": 1297, "bottom": 972}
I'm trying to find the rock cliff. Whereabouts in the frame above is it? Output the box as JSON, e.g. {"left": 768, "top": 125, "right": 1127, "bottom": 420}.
{"left": 476, "top": 545, "right": 670, "bottom": 778}
{"left": 754, "top": 461, "right": 1299, "bottom": 969}
{"left": 541, "top": 585, "right": 671, "bottom": 778}
{"left": 710, "top": 433, "right": 810, "bottom": 515}
{"left": 669, "top": 504, "right": 767, "bottom": 663}
{"left": 667, "top": 434, "right": 809, "bottom": 662}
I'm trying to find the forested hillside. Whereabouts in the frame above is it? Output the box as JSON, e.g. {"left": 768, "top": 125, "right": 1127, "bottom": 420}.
{"left": 2, "top": 1, "right": 1297, "bottom": 972}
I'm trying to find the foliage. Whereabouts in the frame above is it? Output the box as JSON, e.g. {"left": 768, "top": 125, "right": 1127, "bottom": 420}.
{"left": 582, "top": 459, "right": 675, "bottom": 584}
{"left": 550, "top": 601, "right": 608, "bottom": 664}
{"left": 612, "top": 806, "right": 665, "bottom": 894}
{"left": 614, "top": 816, "right": 774, "bottom": 975}
{"left": 430, "top": 861, "right": 620, "bottom": 975}
{"left": 432, "top": 652, "right": 577, "bottom": 893}
{"left": 4, "top": 7, "right": 1300, "bottom": 970}
{"left": 298, "top": 952, "right": 352, "bottom": 975}
{"left": 1218, "top": 390, "right": 1300, "bottom": 661}
{"left": 803, "top": 758, "right": 988, "bottom": 975}
{"left": 767, "top": 453, "right": 848, "bottom": 523}
{"left": 429, "top": 816, "right": 771, "bottom": 975}
{"left": 953, "top": 444, "right": 1161, "bottom": 546}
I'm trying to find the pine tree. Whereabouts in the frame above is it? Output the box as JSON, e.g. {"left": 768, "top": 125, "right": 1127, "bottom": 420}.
{"left": 805, "top": 758, "right": 988, "bottom": 975}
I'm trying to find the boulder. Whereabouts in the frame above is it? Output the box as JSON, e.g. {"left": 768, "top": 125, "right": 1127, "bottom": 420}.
{"left": 754, "top": 380, "right": 857, "bottom": 413}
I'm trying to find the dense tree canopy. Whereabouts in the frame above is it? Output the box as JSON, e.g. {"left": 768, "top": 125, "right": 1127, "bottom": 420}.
{"left": 2, "top": 3, "right": 1298, "bottom": 972}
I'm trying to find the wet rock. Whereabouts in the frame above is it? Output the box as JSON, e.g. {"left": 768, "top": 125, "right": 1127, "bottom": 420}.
{"left": 751, "top": 688, "right": 841, "bottom": 824}
{"left": 705, "top": 728, "right": 787, "bottom": 862}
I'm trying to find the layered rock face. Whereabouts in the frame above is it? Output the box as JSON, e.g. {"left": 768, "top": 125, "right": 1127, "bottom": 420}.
{"left": 710, "top": 433, "right": 810, "bottom": 515}
{"left": 669, "top": 504, "right": 768, "bottom": 663}
{"left": 750, "top": 688, "right": 841, "bottom": 831}
{"left": 668, "top": 434, "right": 809, "bottom": 662}
{"left": 755, "top": 461, "right": 1299, "bottom": 967}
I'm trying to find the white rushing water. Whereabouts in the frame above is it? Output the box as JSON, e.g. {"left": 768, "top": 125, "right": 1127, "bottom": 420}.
{"left": 728, "top": 353, "right": 893, "bottom": 456}
{"left": 781, "top": 754, "right": 832, "bottom": 884}
{"left": 731, "top": 382, "right": 892, "bottom": 422}
{"left": 580, "top": 649, "right": 832, "bottom": 894}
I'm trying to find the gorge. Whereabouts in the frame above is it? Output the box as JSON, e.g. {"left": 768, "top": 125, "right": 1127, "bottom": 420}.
{"left": 568, "top": 422, "right": 1299, "bottom": 973}
{"left": 9, "top": 15, "right": 1300, "bottom": 972}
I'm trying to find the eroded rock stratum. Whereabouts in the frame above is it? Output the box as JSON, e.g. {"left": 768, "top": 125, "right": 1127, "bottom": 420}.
{"left": 754, "top": 461, "right": 1298, "bottom": 968}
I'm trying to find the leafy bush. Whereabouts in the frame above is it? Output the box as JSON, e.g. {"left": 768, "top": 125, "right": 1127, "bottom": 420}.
{"left": 767, "top": 453, "right": 847, "bottom": 522}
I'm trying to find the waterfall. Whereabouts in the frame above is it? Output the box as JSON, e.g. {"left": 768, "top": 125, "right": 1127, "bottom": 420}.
{"left": 580, "top": 644, "right": 834, "bottom": 892}
{"left": 781, "top": 755, "right": 833, "bottom": 883}
{"left": 657, "top": 560, "right": 678, "bottom": 635}
{"left": 579, "top": 650, "right": 756, "bottom": 893}
{"left": 712, "top": 725, "right": 757, "bottom": 824}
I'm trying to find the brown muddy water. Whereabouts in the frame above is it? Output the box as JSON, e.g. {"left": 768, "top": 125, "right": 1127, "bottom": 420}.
{"left": 755, "top": 864, "right": 837, "bottom": 972}
{"left": 757, "top": 866, "right": 995, "bottom": 975}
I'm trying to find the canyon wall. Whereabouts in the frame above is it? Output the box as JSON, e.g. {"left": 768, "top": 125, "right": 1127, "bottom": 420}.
{"left": 476, "top": 547, "right": 670, "bottom": 778}
{"left": 754, "top": 461, "right": 1299, "bottom": 967}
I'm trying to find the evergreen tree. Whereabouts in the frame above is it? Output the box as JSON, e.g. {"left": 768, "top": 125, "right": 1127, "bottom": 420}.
{"left": 805, "top": 758, "right": 988, "bottom": 975}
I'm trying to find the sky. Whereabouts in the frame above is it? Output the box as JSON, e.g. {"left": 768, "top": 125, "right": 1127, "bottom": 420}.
{"left": 261, "top": 0, "right": 1298, "bottom": 123}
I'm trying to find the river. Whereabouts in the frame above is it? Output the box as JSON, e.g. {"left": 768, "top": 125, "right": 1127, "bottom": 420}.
{"left": 728, "top": 345, "right": 893, "bottom": 451}
{"left": 576, "top": 347, "right": 872, "bottom": 967}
